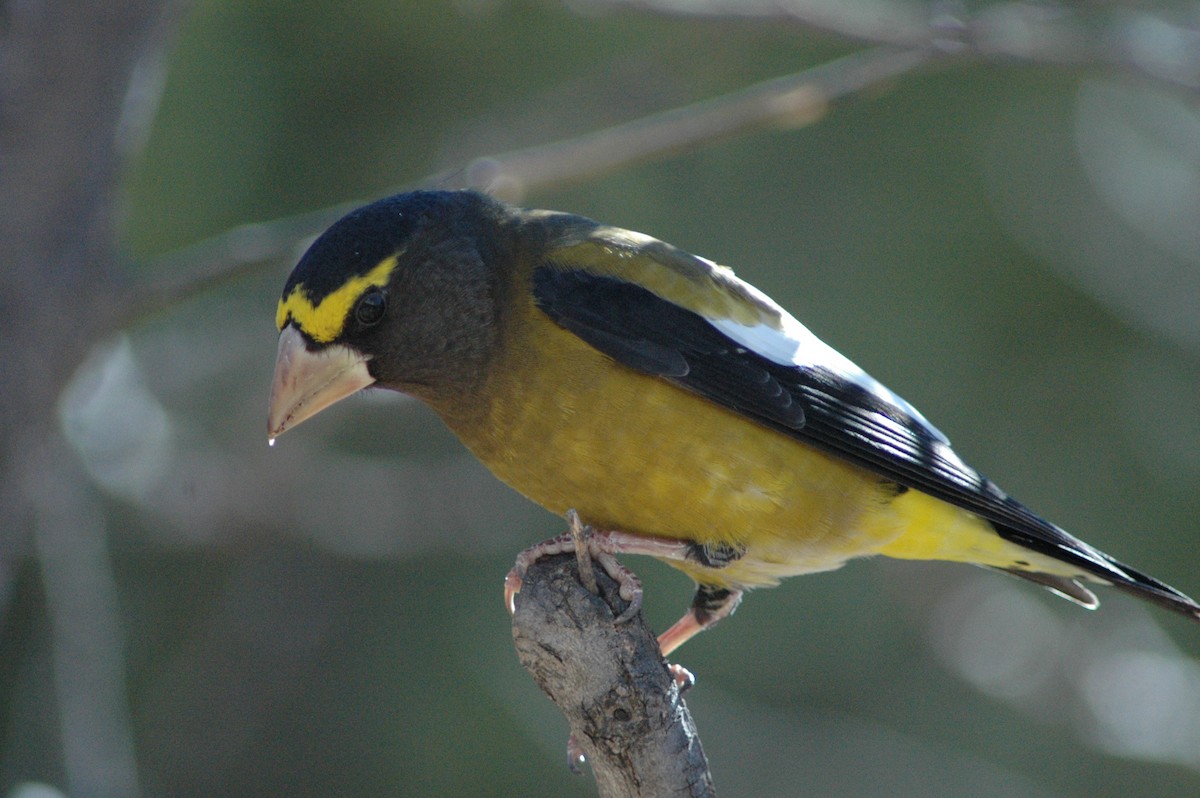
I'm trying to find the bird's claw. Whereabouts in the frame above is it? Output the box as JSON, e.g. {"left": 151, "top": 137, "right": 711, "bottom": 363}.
{"left": 667, "top": 662, "right": 696, "bottom": 693}
{"left": 504, "top": 515, "right": 644, "bottom": 622}
{"left": 504, "top": 532, "right": 575, "bottom": 614}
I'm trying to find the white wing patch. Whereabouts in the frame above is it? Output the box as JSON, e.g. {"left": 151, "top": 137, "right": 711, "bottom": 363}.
{"left": 588, "top": 226, "right": 954, "bottom": 448}
{"left": 707, "top": 305, "right": 950, "bottom": 446}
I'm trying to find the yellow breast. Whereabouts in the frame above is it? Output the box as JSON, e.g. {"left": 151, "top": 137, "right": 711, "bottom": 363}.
{"left": 434, "top": 294, "right": 917, "bottom": 588}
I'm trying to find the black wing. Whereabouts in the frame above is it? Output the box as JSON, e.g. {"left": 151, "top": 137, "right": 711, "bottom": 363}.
{"left": 533, "top": 266, "right": 1200, "bottom": 621}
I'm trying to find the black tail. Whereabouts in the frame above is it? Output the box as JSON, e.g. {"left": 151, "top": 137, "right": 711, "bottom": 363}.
{"left": 995, "top": 520, "right": 1200, "bottom": 623}
{"left": 1105, "top": 562, "right": 1200, "bottom": 622}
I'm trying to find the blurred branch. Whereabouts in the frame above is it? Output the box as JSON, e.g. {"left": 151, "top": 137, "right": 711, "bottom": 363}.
{"left": 119, "top": 200, "right": 361, "bottom": 326}
{"left": 125, "top": 1, "right": 1200, "bottom": 322}
{"left": 511, "top": 554, "right": 715, "bottom": 798}
{"left": 434, "top": 47, "right": 928, "bottom": 198}
{"left": 26, "top": 439, "right": 140, "bottom": 798}
{"left": 593, "top": 0, "right": 934, "bottom": 43}
{"left": 1, "top": 2, "right": 189, "bottom": 795}
{"left": 603, "top": 0, "right": 1200, "bottom": 90}
{"left": 124, "top": 45, "right": 929, "bottom": 319}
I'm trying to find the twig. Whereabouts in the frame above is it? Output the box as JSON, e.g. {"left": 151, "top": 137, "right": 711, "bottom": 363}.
{"left": 598, "top": 0, "right": 1200, "bottom": 91}
{"left": 123, "top": 2, "right": 1200, "bottom": 322}
{"left": 26, "top": 437, "right": 141, "bottom": 798}
{"left": 511, "top": 553, "right": 716, "bottom": 798}
{"left": 436, "top": 46, "right": 930, "bottom": 199}
{"left": 1, "top": 2, "right": 187, "bottom": 795}
{"left": 117, "top": 200, "right": 361, "bottom": 327}
{"left": 124, "top": 45, "right": 930, "bottom": 321}
{"left": 591, "top": 0, "right": 932, "bottom": 46}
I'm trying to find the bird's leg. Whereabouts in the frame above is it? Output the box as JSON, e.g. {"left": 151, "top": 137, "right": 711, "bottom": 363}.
{"left": 505, "top": 514, "right": 698, "bottom": 623}
{"left": 566, "top": 509, "right": 598, "bottom": 596}
{"left": 651, "top": 540, "right": 746, "bottom": 663}
{"left": 651, "top": 585, "right": 744, "bottom": 690}
{"left": 507, "top": 517, "right": 746, "bottom": 648}
{"left": 507, "top": 517, "right": 745, "bottom": 652}
{"left": 657, "top": 585, "right": 744, "bottom": 657}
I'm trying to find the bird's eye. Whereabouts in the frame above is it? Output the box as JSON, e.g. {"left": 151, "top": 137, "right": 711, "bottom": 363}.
{"left": 355, "top": 290, "right": 387, "bottom": 327}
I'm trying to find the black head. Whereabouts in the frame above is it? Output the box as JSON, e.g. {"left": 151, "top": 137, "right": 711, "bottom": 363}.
{"left": 275, "top": 189, "right": 514, "bottom": 401}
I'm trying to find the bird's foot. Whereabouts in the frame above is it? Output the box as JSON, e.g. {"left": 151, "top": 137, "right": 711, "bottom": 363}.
{"left": 667, "top": 662, "right": 696, "bottom": 692}
{"left": 504, "top": 510, "right": 650, "bottom": 623}
{"left": 506, "top": 515, "right": 735, "bottom": 772}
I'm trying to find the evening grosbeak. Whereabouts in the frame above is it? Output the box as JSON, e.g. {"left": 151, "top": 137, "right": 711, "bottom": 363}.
{"left": 268, "top": 189, "right": 1200, "bottom": 656}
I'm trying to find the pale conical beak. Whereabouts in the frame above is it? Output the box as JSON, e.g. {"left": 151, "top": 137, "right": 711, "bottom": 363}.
{"left": 268, "top": 325, "right": 375, "bottom": 442}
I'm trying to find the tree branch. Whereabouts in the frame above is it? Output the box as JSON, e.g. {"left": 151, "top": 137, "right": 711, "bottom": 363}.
{"left": 436, "top": 46, "right": 929, "bottom": 200}
{"left": 0, "top": 2, "right": 188, "bottom": 795}
{"left": 600, "top": 0, "right": 1200, "bottom": 91}
{"left": 122, "top": 2, "right": 1200, "bottom": 323}
{"left": 511, "top": 553, "right": 716, "bottom": 798}
{"left": 123, "top": 45, "right": 930, "bottom": 321}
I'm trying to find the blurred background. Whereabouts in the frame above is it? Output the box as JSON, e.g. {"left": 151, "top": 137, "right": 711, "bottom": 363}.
{"left": 5, "top": 1, "right": 1200, "bottom": 796}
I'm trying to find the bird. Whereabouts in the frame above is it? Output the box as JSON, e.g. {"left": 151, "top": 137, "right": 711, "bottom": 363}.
{"left": 267, "top": 188, "right": 1200, "bottom": 658}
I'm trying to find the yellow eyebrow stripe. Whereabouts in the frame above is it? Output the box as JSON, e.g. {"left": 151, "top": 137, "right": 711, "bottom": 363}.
{"left": 276, "top": 256, "right": 398, "bottom": 343}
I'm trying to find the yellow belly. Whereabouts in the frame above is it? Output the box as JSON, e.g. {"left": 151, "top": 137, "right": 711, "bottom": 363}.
{"left": 433, "top": 302, "right": 1071, "bottom": 589}
{"left": 434, "top": 308, "right": 911, "bottom": 587}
